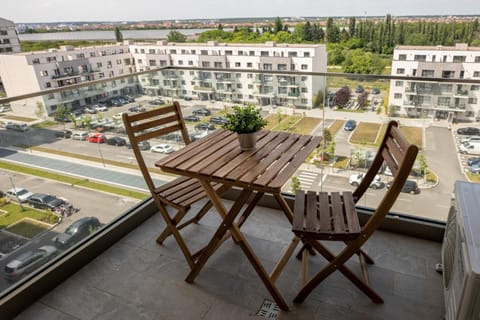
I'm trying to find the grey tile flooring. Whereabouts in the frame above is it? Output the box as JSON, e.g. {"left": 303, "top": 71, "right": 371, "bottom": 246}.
{"left": 15, "top": 201, "right": 444, "bottom": 320}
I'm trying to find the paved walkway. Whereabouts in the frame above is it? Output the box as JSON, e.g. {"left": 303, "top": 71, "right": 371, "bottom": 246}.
{"left": 0, "top": 147, "right": 169, "bottom": 192}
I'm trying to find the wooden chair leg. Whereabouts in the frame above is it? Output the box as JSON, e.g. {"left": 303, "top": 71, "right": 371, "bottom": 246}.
{"left": 156, "top": 208, "right": 188, "bottom": 244}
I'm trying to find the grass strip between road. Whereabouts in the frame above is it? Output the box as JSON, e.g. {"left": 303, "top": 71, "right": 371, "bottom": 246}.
{"left": 0, "top": 161, "right": 149, "bottom": 200}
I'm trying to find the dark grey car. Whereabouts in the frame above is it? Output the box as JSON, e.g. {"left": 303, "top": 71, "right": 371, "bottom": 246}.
{"left": 4, "top": 245, "right": 58, "bottom": 281}
{"left": 27, "top": 193, "right": 65, "bottom": 210}
{"left": 54, "top": 217, "right": 101, "bottom": 249}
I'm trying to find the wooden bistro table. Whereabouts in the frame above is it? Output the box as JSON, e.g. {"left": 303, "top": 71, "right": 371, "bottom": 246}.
{"left": 155, "top": 129, "right": 322, "bottom": 311}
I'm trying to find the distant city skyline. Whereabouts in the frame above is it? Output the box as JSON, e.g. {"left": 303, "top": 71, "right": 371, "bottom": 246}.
{"left": 3, "top": 0, "right": 480, "bottom": 24}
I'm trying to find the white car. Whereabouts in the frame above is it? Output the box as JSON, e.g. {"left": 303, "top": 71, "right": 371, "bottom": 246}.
{"left": 6, "top": 187, "right": 33, "bottom": 203}
{"left": 150, "top": 144, "right": 174, "bottom": 154}
{"left": 348, "top": 173, "right": 385, "bottom": 189}
{"left": 93, "top": 104, "right": 108, "bottom": 112}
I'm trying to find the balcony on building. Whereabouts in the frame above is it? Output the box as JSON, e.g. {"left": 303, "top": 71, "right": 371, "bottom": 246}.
{"left": 3, "top": 66, "right": 479, "bottom": 320}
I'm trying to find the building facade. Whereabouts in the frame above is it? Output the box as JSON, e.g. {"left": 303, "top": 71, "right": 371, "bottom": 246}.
{"left": 0, "top": 17, "right": 20, "bottom": 54}
{"left": 0, "top": 40, "right": 326, "bottom": 117}
{"left": 0, "top": 44, "right": 138, "bottom": 116}
{"left": 389, "top": 43, "right": 480, "bottom": 121}
{"left": 130, "top": 41, "right": 327, "bottom": 108}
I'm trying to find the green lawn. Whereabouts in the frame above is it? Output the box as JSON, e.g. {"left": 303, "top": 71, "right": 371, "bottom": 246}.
{"left": 399, "top": 126, "right": 423, "bottom": 149}
{"left": 350, "top": 122, "right": 382, "bottom": 145}
{"left": 0, "top": 202, "right": 58, "bottom": 229}
{"left": 6, "top": 219, "right": 51, "bottom": 239}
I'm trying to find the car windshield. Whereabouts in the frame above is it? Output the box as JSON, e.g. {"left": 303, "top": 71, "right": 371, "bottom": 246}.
{"left": 64, "top": 224, "right": 79, "bottom": 235}
{"left": 43, "top": 195, "right": 56, "bottom": 202}
{"left": 17, "top": 189, "right": 28, "bottom": 196}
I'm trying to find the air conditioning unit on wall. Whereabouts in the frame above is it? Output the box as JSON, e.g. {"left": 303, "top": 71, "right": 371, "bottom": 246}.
{"left": 442, "top": 181, "right": 480, "bottom": 320}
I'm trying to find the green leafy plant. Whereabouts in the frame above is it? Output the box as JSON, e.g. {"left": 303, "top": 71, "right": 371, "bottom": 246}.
{"left": 222, "top": 104, "right": 267, "bottom": 134}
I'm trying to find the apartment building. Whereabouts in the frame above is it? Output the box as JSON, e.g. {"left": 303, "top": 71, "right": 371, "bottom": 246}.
{"left": 389, "top": 43, "right": 480, "bottom": 121}
{"left": 130, "top": 40, "right": 327, "bottom": 108}
{"left": 0, "top": 17, "right": 20, "bottom": 54}
{"left": 0, "top": 44, "right": 137, "bottom": 117}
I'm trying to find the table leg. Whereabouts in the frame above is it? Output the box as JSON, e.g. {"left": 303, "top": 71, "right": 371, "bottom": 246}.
{"left": 186, "top": 181, "right": 289, "bottom": 311}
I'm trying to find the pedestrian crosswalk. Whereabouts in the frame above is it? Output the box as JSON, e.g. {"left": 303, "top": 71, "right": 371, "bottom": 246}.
{"left": 296, "top": 171, "right": 319, "bottom": 189}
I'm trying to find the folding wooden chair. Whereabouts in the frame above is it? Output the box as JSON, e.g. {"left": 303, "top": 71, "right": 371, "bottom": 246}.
{"left": 122, "top": 102, "right": 225, "bottom": 269}
{"left": 289, "top": 120, "right": 419, "bottom": 304}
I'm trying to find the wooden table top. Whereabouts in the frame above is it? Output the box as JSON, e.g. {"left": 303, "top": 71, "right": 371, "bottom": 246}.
{"left": 156, "top": 129, "right": 322, "bottom": 193}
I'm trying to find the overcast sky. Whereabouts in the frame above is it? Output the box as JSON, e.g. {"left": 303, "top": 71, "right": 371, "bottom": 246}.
{"left": 3, "top": 0, "right": 480, "bottom": 23}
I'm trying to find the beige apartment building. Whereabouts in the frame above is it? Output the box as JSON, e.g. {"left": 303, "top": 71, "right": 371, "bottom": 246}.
{"left": 0, "top": 40, "right": 326, "bottom": 117}
{"left": 0, "top": 17, "right": 20, "bottom": 54}
{"left": 130, "top": 41, "right": 327, "bottom": 108}
{"left": 0, "top": 44, "right": 137, "bottom": 116}
{"left": 389, "top": 43, "right": 480, "bottom": 122}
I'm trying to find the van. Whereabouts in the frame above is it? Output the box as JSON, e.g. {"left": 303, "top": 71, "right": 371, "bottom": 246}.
{"left": 71, "top": 131, "right": 88, "bottom": 141}
{"left": 459, "top": 142, "right": 480, "bottom": 155}
{"left": 461, "top": 136, "right": 480, "bottom": 144}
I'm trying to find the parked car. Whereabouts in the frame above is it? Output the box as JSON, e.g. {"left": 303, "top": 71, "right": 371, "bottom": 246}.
{"left": 5, "top": 122, "right": 29, "bottom": 132}
{"left": 459, "top": 142, "right": 480, "bottom": 155}
{"left": 461, "top": 136, "right": 480, "bottom": 144}
{"left": 106, "top": 136, "right": 126, "bottom": 146}
{"left": 344, "top": 119, "right": 357, "bottom": 131}
{"left": 183, "top": 96, "right": 193, "bottom": 101}
{"left": 27, "top": 193, "right": 65, "bottom": 210}
{"left": 184, "top": 115, "right": 201, "bottom": 122}
{"left": 469, "top": 163, "right": 480, "bottom": 174}
{"left": 88, "top": 133, "right": 107, "bottom": 143}
{"left": 83, "top": 106, "right": 97, "bottom": 114}
{"left": 54, "top": 217, "right": 101, "bottom": 249}
{"left": 209, "top": 116, "right": 228, "bottom": 125}
{"left": 71, "top": 131, "right": 88, "bottom": 141}
{"left": 126, "top": 140, "right": 151, "bottom": 151}
{"left": 349, "top": 173, "right": 385, "bottom": 189}
{"left": 372, "top": 87, "right": 380, "bottom": 95}
{"left": 457, "top": 127, "right": 480, "bottom": 136}
{"left": 386, "top": 180, "right": 420, "bottom": 194}
{"left": 467, "top": 157, "right": 480, "bottom": 166}
{"left": 355, "top": 85, "right": 364, "bottom": 93}
{"left": 4, "top": 245, "right": 58, "bottom": 281}
{"left": 93, "top": 104, "right": 108, "bottom": 112}
{"left": 128, "top": 105, "right": 146, "bottom": 113}
{"left": 123, "top": 95, "right": 136, "bottom": 103}
{"left": 192, "top": 108, "right": 211, "bottom": 116}
{"left": 6, "top": 187, "right": 33, "bottom": 203}
{"left": 54, "top": 130, "right": 72, "bottom": 139}
{"left": 195, "top": 123, "right": 216, "bottom": 131}
{"left": 149, "top": 98, "right": 165, "bottom": 105}
{"left": 105, "top": 97, "right": 122, "bottom": 107}
{"left": 150, "top": 144, "right": 174, "bottom": 154}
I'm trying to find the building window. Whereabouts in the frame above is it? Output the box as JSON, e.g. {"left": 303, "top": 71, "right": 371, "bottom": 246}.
{"left": 97, "top": 62, "right": 103, "bottom": 68}
{"left": 249, "top": 51, "right": 255, "bottom": 56}
{"left": 291, "top": 64, "right": 295, "bottom": 70}
{"left": 247, "top": 62, "right": 253, "bottom": 68}
{"left": 394, "top": 93, "right": 402, "bottom": 99}
{"left": 414, "top": 55, "right": 426, "bottom": 62}
{"left": 214, "top": 62, "right": 222, "bottom": 68}
{"left": 474, "top": 71, "right": 480, "bottom": 78}
{"left": 235, "top": 62, "right": 241, "bottom": 67}
{"left": 237, "top": 83, "right": 242, "bottom": 89}
{"left": 178, "top": 60, "right": 184, "bottom": 65}
{"left": 201, "top": 50, "right": 208, "bottom": 55}
{"left": 442, "top": 71, "right": 455, "bottom": 78}
{"left": 248, "top": 84, "right": 253, "bottom": 89}
{"left": 453, "top": 56, "right": 466, "bottom": 63}
{"left": 263, "top": 63, "right": 272, "bottom": 70}
{"left": 301, "top": 87, "right": 308, "bottom": 93}
{"left": 395, "top": 80, "right": 403, "bottom": 86}
{"left": 475, "top": 56, "right": 480, "bottom": 63}
{"left": 468, "top": 97, "right": 478, "bottom": 104}
{"left": 149, "top": 60, "right": 156, "bottom": 66}
{"left": 247, "top": 74, "right": 253, "bottom": 79}
{"left": 471, "top": 85, "right": 480, "bottom": 91}
{"left": 170, "top": 49, "right": 177, "bottom": 54}
{"left": 40, "top": 70, "right": 49, "bottom": 77}
{"left": 45, "top": 82, "right": 51, "bottom": 88}
{"left": 421, "top": 70, "right": 434, "bottom": 77}
{"left": 236, "top": 73, "right": 241, "bottom": 78}
{"left": 260, "top": 51, "right": 269, "bottom": 56}
{"left": 278, "top": 64, "right": 287, "bottom": 71}
{"left": 202, "top": 61, "right": 210, "bottom": 68}
{"left": 32, "top": 58, "right": 40, "bottom": 64}
{"left": 301, "top": 64, "right": 308, "bottom": 70}
{"left": 225, "top": 50, "right": 232, "bottom": 55}
{"left": 304, "top": 52, "right": 310, "bottom": 57}
{"left": 437, "top": 97, "right": 451, "bottom": 106}
{"left": 398, "top": 54, "right": 407, "bottom": 61}
{"left": 396, "top": 68, "right": 405, "bottom": 75}
{"left": 288, "top": 52, "right": 297, "bottom": 57}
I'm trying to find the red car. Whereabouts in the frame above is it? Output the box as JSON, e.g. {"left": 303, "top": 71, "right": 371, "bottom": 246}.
{"left": 87, "top": 133, "right": 106, "bottom": 143}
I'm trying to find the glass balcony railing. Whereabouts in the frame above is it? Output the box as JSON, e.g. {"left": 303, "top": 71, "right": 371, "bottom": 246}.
{"left": 0, "top": 66, "right": 479, "bottom": 311}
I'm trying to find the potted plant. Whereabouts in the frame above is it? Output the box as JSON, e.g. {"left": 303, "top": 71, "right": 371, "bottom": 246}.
{"left": 223, "top": 104, "right": 267, "bottom": 151}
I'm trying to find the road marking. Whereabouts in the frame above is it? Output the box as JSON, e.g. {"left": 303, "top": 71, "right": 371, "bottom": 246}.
{"left": 297, "top": 171, "right": 318, "bottom": 189}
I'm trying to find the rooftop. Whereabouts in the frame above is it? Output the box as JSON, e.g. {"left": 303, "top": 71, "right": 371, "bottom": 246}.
{"left": 14, "top": 198, "right": 444, "bottom": 320}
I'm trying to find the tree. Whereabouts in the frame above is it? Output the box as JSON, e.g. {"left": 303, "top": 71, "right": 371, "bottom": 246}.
{"left": 35, "top": 101, "right": 46, "bottom": 120}
{"left": 54, "top": 104, "right": 68, "bottom": 128}
{"left": 290, "top": 176, "right": 301, "bottom": 193}
{"left": 114, "top": 27, "right": 123, "bottom": 42}
{"left": 348, "top": 17, "right": 356, "bottom": 38}
{"left": 167, "top": 30, "right": 187, "bottom": 42}
{"left": 313, "top": 89, "right": 324, "bottom": 108}
{"left": 326, "top": 18, "right": 340, "bottom": 43}
{"left": 274, "top": 17, "right": 283, "bottom": 34}
{"left": 357, "top": 91, "right": 369, "bottom": 108}
{"left": 335, "top": 86, "right": 351, "bottom": 107}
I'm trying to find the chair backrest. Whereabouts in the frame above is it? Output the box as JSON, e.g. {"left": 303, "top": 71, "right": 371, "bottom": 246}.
{"left": 352, "top": 121, "right": 419, "bottom": 234}
{"left": 122, "top": 101, "right": 190, "bottom": 194}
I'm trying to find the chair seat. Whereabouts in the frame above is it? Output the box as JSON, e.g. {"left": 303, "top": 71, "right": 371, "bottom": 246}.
{"left": 155, "top": 176, "right": 221, "bottom": 209}
{"left": 292, "top": 190, "right": 361, "bottom": 241}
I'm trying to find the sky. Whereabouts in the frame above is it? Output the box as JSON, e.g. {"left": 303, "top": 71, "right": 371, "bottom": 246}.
{"left": 3, "top": 0, "right": 480, "bottom": 23}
